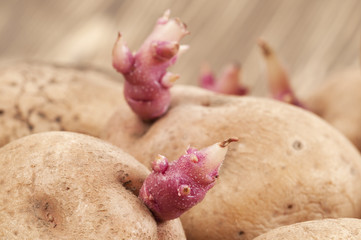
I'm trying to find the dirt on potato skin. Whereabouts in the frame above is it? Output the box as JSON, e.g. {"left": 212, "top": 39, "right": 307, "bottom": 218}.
{"left": 0, "top": 61, "right": 124, "bottom": 147}
{"left": 104, "top": 85, "right": 361, "bottom": 240}
{"left": 0, "top": 131, "right": 186, "bottom": 240}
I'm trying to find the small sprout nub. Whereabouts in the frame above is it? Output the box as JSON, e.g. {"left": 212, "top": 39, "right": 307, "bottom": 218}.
{"left": 112, "top": 32, "right": 134, "bottom": 74}
{"left": 161, "top": 72, "right": 180, "bottom": 88}
{"left": 178, "top": 185, "right": 191, "bottom": 196}
{"left": 219, "top": 137, "right": 239, "bottom": 148}
{"left": 152, "top": 154, "right": 169, "bottom": 173}
{"left": 190, "top": 154, "right": 199, "bottom": 163}
{"left": 152, "top": 41, "right": 179, "bottom": 61}
{"left": 158, "top": 9, "right": 171, "bottom": 24}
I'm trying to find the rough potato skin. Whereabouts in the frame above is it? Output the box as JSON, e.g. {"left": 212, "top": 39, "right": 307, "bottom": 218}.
{"left": 305, "top": 69, "right": 361, "bottom": 151}
{"left": 103, "top": 85, "right": 361, "bottom": 240}
{"left": 0, "top": 131, "right": 185, "bottom": 240}
{"left": 0, "top": 61, "right": 124, "bottom": 147}
{"left": 254, "top": 218, "right": 361, "bottom": 239}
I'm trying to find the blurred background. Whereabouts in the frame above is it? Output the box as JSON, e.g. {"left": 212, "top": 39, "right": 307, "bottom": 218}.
{"left": 1, "top": 0, "right": 360, "bottom": 97}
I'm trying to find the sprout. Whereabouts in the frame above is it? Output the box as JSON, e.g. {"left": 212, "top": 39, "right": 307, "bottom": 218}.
{"left": 139, "top": 137, "right": 238, "bottom": 221}
{"left": 112, "top": 10, "right": 189, "bottom": 120}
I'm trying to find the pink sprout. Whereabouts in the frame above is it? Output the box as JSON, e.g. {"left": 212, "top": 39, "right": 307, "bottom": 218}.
{"left": 112, "top": 10, "right": 189, "bottom": 120}
{"left": 258, "top": 39, "right": 305, "bottom": 108}
{"left": 199, "top": 63, "right": 248, "bottom": 96}
{"left": 139, "top": 137, "right": 238, "bottom": 221}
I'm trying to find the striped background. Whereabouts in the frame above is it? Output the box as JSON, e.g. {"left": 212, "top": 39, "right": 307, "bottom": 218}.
{"left": 1, "top": 0, "right": 360, "bottom": 97}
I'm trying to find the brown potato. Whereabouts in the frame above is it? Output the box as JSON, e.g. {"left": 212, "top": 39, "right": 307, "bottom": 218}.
{"left": 305, "top": 69, "right": 361, "bottom": 151}
{"left": 254, "top": 218, "right": 361, "bottom": 239}
{"left": 0, "top": 131, "right": 185, "bottom": 240}
{"left": 103, "top": 85, "right": 361, "bottom": 240}
{"left": 0, "top": 61, "right": 124, "bottom": 147}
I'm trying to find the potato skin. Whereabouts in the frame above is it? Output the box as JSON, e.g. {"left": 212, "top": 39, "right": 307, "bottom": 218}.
{"left": 305, "top": 69, "right": 361, "bottom": 151}
{"left": 104, "top": 85, "right": 361, "bottom": 240}
{"left": 0, "top": 131, "right": 185, "bottom": 240}
{"left": 0, "top": 62, "right": 124, "bottom": 147}
{"left": 254, "top": 218, "right": 361, "bottom": 239}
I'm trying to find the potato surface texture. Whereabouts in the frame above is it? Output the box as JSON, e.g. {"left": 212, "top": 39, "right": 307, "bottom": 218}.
{"left": 104, "top": 85, "right": 361, "bottom": 240}
{"left": 254, "top": 218, "right": 361, "bottom": 239}
{"left": 0, "top": 62, "right": 124, "bottom": 147}
{"left": 0, "top": 132, "right": 185, "bottom": 240}
{"left": 305, "top": 70, "right": 361, "bottom": 151}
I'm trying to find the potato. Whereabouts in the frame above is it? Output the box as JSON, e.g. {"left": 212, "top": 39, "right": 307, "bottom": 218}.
{"left": 305, "top": 70, "right": 361, "bottom": 151}
{"left": 0, "top": 131, "right": 185, "bottom": 239}
{"left": 254, "top": 218, "right": 361, "bottom": 239}
{"left": 103, "top": 85, "right": 361, "bottom": 240}
{"left": 0, "top": 61, "right": 124, "bottom": 147}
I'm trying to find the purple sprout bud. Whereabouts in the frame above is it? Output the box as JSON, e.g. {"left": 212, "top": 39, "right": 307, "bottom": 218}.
{"left": 199, "top": 63, "right": 248, "bottom": 96}
{"left": 112, "top": 10, "right": 189, "bottom": 120}
{"left": 139, "top": 137, "right": 239, "bottom": 221}
{"left": 112, "top": 33, "right": 134, "bottom": 74}
{"left": 160, "top": 72, "right": 180, "bottom": 88}
{"left": 151, "top": 41, "right": 180, "bottom": 61}
{"left": 152, "top": 154, "right": 169, "bottom": 174}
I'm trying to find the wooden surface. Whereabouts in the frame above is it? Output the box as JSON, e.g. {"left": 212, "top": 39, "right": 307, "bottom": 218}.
{"left": 1, "top": 0, "right": 360, "bottom": 97}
